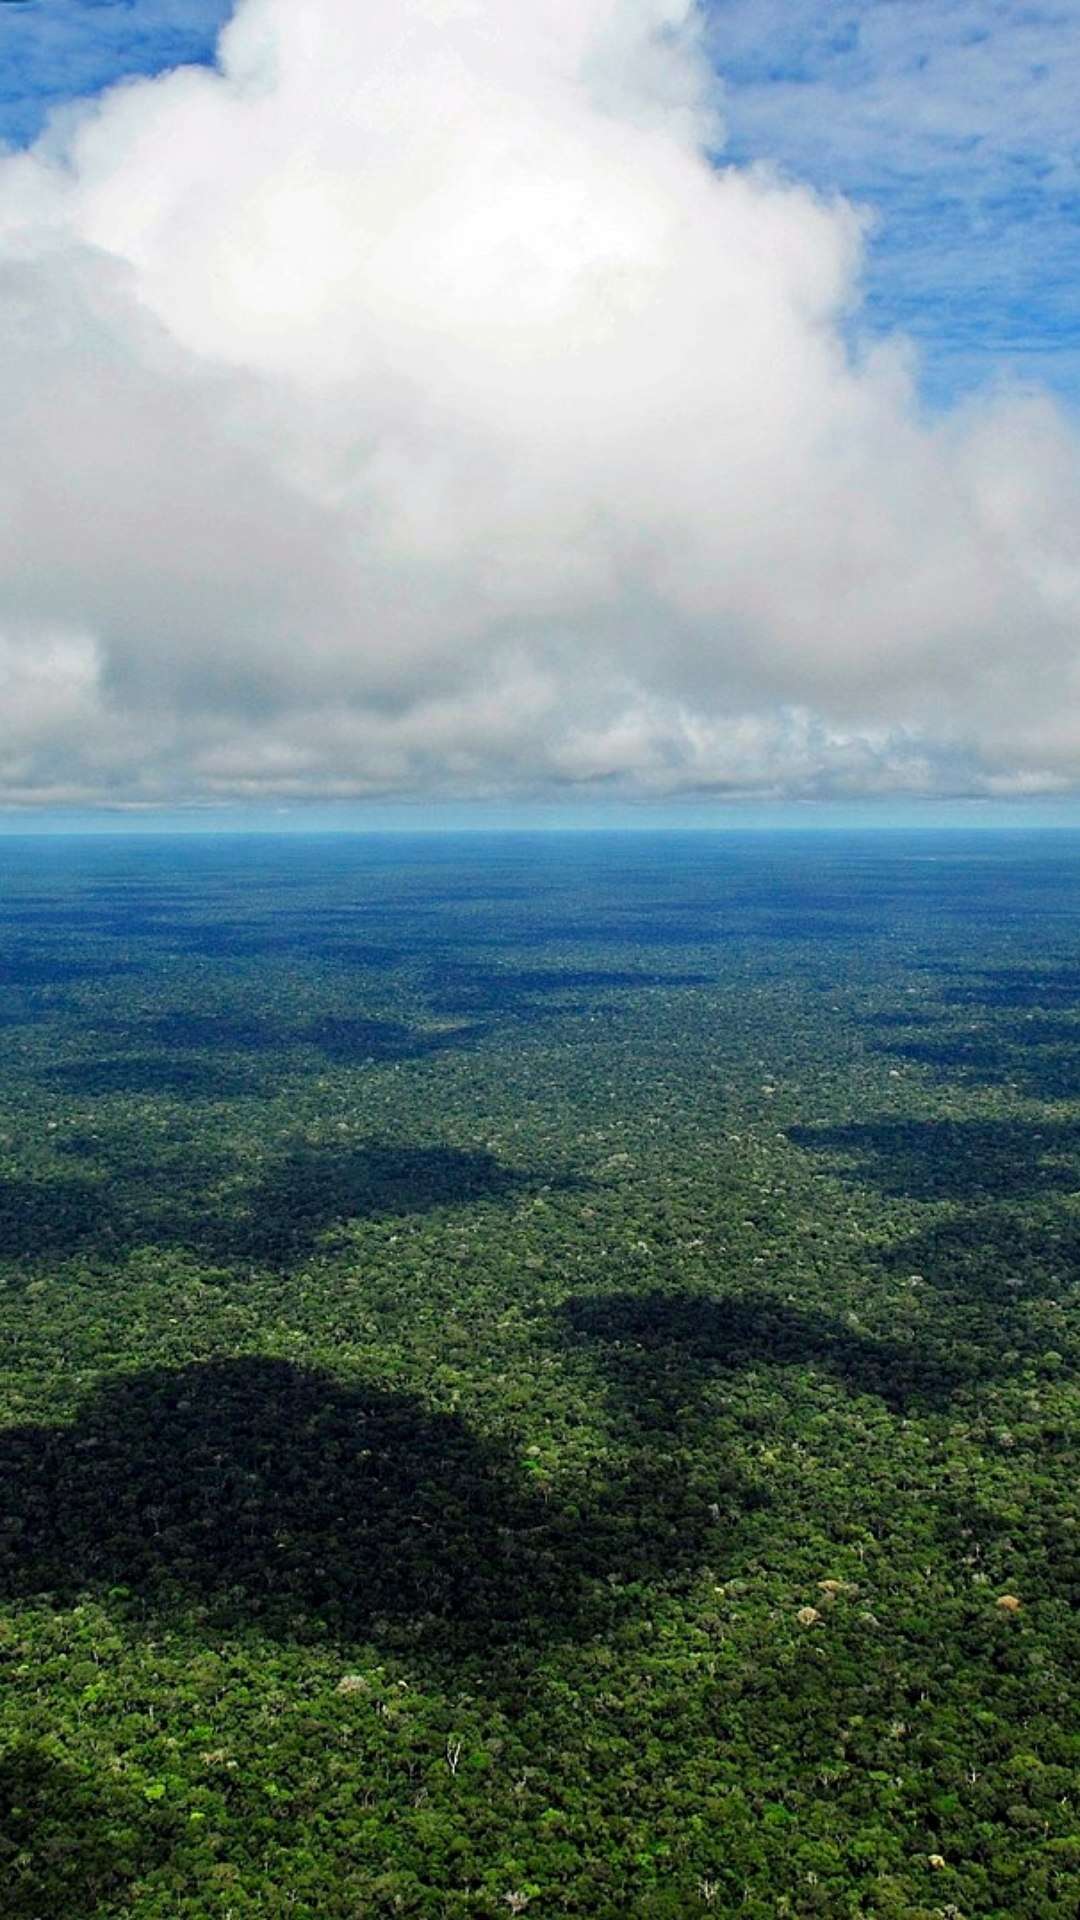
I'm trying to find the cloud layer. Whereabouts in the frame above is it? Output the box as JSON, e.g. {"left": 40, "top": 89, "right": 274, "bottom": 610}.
{"left": 2, "top": 0, "right": 1080, "bottom": 809}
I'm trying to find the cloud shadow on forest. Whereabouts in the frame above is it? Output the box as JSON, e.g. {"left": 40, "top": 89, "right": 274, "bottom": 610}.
{"left": 558, "top": 1286, "right": 994, "bottom": 1414}
{"left": 868, "top": 1014, "right": 1080, "bottom": 1102}
{"left": 309, "top": 940, "right": 404, "bottom": 969}
{"left": 883, "top": 1211, "right": 1080, "bottom": 1315}
{"left": 205, "top": 1142, "right": 554, "bottom": 1265}
{"left": 40, "top": 1011, "right": 488, "bottom": 1102}
{"left": 0, "top": 1175, "right": 113, "bottom": 1262}
{"left": 0, "top": 1744, "right": 173, "bottom": 1920}
{"left": 301, "top": 1015, "right": 487, "bottom": 1064}
{"left": 162, "top": 924, "right": 309, "bottom": 959}
{"left": 0, "top": 1357, "right": 718, "bottom": 1658}
{"left": 138, "top": 1011, "right": 277, "bottom": 1050}
{"left": 423, "top": 962, "right": 715, "bottom": 1022}
{"left": 939, "top": 964, "right": 1080, "bottom": 1011}
{"left": 786, "top": 1116, "right": 1080, "bottom": 1203}
{"left": 0, "top": 907, "right": 133, "bottom": 931}
{"left": 5, "top": 1140, "right": 573, "bottom": 1273}
{"left": 0, "top": 954, "right": 144, "bottom": 989}
{"left": 46, "top": 1056, "right": 267, "bottom": 1101}
{"left": 862, "top": 1009, "right": 946, "bottom": 1030}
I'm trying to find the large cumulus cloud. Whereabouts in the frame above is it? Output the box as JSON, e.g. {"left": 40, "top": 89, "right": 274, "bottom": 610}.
{"left": 2, "top": 0, "right": 1079, "bottom": 808}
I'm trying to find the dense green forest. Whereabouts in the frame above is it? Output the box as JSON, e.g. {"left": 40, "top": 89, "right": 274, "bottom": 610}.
{"left": 0, "top": 831, "right": 1077, "bottom": 1917}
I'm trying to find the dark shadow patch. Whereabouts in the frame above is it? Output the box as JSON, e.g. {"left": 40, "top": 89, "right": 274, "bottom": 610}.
{"left": 84, "top": 1011, "right": 280, "bottom": 1054}
{"left": 538, "top": 919, "right": 735, "bottom": 947}
{"left": 787, "top": 1117, "right": 1080, "bottom": 1203}
{"left": 422, "top": 884, "right": 536, "bottom": 903}
{"left": 558, "top": 1287, "right": 984, "bottom": 1414}
{"left": 1009, "top": 1016, "right": 1080, "bottom": 1047}
{"left": 0, "top": 1176, "right": 112, "bottom": 1262}
{"left": 303, "top": 1016, "right": 485, "bottom": 1065}
{"left": 870, "top": 998, "right": 1080, "bottom": 1098}
{"left": 0, "top": 908, "right": 125, "bottom": 930}
{"left": 423, "top": 963, "right": 714, "bottom": 1022}
{"left": 208, "top": 1142, "right": 545, "bottom": 1264}
{"left": 877, "top": 1036, "right": 1017, "bottom": 1073}
{"left": 884, "top": 1213, "right": 1080, "bottom": 1309}
{"left": 84, "top": 885, "right": 211, "bottom": 905}
{"left": 0, "top": 955, "right": 143, "bottom": 988}
{"left": 46, "top": 1057, "right": 265, "bottom": 1101}
{"left": 0, "top": 1358, "right": 714, "bottom": 1653}
{"left": 162, "top": 925, "right": 305, "bottom": 959}
{"left": 434, "top": 919, "right": 737, "bottom": 951}
{"left": 313, "top": 941, "right": 403, "bottom": 970}
{"left": 143, "top": 1012, "right": 277, "bottom": 1051}
{"left": 0, "top": 1004, "right": 58, "bottom": 1031}
{"left": 37, "top": 1137, "right": 568, "bottom": 1272}
{"left": 94, "top": 916, "right": 206, "bottom": 942}
{"left": 752, "top": 914, "right": 874, "bottom": 942}
{"left": 81, "top": 1010, "right": 481, "bottom": 1068}
{"left": 0, "top": 1744, "right": 175, "bottom": 1920}
{"left": 481, "top": 967, "right": 715, "bottom": 994}
{"left": 942, "top": 964, "right": 1080, "bottom": 1011}
{"left": 863, "top": 1009, "right": 946, "bottom": 1030}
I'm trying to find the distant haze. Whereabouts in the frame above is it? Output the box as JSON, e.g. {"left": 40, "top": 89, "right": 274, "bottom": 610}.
{"left": 3, "top": 0, "right": 1080, "bottom": 812}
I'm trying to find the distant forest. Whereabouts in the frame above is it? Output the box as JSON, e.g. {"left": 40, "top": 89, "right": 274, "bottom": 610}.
{"left": 1, "top": 832, "right": 1077, "bottom": 1917}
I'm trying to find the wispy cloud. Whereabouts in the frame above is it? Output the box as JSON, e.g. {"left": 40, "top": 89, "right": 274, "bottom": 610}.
{"left": 709, "top": 0, "right": 1080, "bottom": 403}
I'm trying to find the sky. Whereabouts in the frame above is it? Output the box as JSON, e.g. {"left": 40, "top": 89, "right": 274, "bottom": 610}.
{"left": 1, "top": 0, "right": 1080, "bottom": 826}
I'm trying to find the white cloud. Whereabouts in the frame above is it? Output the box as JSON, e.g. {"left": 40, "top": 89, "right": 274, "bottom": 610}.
{"left": 1, "top": 0, "right": 1080, "bottom": 809}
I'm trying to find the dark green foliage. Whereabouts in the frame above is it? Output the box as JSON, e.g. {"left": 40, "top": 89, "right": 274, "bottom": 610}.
{"left": 0, "top": 1743, "right": 177, "bottom": 1917}
{"left": 559, "top": 1285, "right": 999, "bottom": 1411}
{"left": 786, "top": 1115, "right": 1080, "bottom": 1201}
{"left": 0, "top": 830, "right": 1077, "bottom": 1916}
{"left": 0, "top": 1356, "right": 709, "bottom": 1651}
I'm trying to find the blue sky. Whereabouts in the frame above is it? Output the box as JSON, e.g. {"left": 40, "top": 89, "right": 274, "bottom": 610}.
{"left": 2, "top": 0, "right": 1077, "bottom": 411}
{"left": 708, "top": 1, "right": 1080, "bottom": 410}
{"left": 0, "top": 3, "right": 227, "bottom": 146}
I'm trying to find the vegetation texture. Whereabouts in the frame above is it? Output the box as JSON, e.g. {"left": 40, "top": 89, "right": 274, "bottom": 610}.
{"left": 0, "top": 830, "right": 1077, "bottom": 1917}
